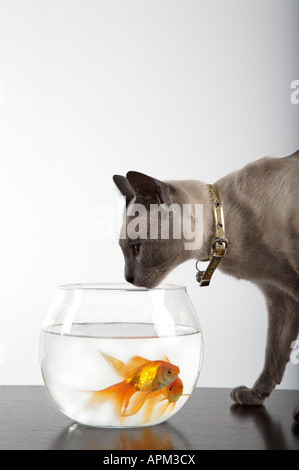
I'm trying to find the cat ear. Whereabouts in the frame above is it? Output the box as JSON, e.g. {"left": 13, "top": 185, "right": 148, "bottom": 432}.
{"left": 126, "top": 171, "right": 167, "bottom": 205}
{"left": 113, "top": 175, "right": 135, "bottom": 205}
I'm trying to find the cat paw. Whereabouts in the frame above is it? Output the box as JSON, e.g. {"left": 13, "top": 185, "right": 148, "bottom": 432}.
{"left": 230, "top": 385, "right": 268, "bottom": 406}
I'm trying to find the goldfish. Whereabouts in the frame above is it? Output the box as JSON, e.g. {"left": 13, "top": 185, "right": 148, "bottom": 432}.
{"left": 123, "top": 377, "right": 187, "bottom": 424}
{"left": 86, "top": 352, "right": 180, "bottom": 418}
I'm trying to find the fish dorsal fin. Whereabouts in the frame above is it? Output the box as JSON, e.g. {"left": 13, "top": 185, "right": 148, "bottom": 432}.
{"left": 99, "top": 351, "right": 125, "bottom": 377}
{"left": 122, "top": 355, "right": 150, "bottom": 377}
{"left": 163, "top": 354, "right": 170, "bottom": 363}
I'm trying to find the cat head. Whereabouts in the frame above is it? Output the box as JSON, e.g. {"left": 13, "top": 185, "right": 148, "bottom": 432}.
{"left": 113, "top": 171, "right": 200, "bottom": 288}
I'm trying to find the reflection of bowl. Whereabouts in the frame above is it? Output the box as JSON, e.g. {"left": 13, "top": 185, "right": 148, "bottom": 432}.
{"left": 39, "top": 283, "right": 203, "bottom": 428}
{"left": 52, "top": 422, "right": 190, "bottom": 450}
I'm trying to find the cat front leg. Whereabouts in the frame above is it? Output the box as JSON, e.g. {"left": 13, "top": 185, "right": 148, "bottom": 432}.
{"left": 231, "top": 283, "right": 299, "bottom": 406}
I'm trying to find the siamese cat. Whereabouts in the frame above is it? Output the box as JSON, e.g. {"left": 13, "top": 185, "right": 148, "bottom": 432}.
{"left": 113, "top": 149, "right": 299, "bottom": 423}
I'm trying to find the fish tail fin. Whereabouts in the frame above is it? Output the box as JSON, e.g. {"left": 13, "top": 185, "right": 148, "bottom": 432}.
{"left": 121, "top": 386, "right": 138, "bottom": 415}
{"left": 86, "top": 379, "right": 137, "bottom": 419}
{"left": 112, "top": 381, "right": 136, "bottom": 418}
{"left": 86, "top": 381, "right": 121, "bottom": 408}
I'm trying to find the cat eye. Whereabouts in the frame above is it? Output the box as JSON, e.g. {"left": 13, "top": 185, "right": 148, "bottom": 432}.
{"left": 132, "top": 243, "right": 141, "bottom": 255}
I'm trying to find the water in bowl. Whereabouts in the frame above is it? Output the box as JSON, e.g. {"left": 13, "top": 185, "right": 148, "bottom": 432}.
{"left": 40, "top": 322, "right": 203, "bottom": 427}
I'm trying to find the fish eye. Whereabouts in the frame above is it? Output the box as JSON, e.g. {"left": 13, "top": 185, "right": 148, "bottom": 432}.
{"left": 167, "top": 369, "right": 171, "bottom": 375}
{"left": 169, "top": 386, "right": 172, "bottom": 391}
{"left": 132, "top": 243, "right": 141, "bottom": 255}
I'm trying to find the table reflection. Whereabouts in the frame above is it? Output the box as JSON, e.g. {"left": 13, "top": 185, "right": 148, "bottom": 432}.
{"left": 230, "top": 403, "right": 290, "bottom": 449}
{"left": 51, "top": 421, "right": 190, "bottom": 450}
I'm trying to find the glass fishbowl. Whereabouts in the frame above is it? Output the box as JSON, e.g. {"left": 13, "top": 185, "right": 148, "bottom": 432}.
{"left": 39, "top": 283, "right": 203, "bottom": 428}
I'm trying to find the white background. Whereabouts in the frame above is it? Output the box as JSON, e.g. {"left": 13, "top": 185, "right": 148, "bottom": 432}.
{"left": 0, "top": 0, "right": 298, "bottom": 390}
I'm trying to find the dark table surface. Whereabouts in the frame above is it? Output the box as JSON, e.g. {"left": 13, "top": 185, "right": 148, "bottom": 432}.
{"left": 0, "top": 386, "right": 298, "bottom": 450}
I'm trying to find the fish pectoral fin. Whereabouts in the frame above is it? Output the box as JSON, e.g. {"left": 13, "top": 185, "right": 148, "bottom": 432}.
{"left": 150, "top": 399, "right": 172, "bottom": 423}
{"left": 142, "top": 393, "right": 165, "bottom": 424}
{"left": 99, "top": 351, "right": 125, "bottom": 377}
{"left": 121, "top": 355, "right": 150, "bottom": 377}
{"left": 122, "top": 391, "right": 152, "bottom": 417}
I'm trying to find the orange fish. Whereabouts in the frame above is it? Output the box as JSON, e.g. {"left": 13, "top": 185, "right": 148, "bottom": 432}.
{"left": 86, "top": 353, "right": 180, "bottom": 418}
{"left": 123, "top": 377, "right": 187, "bottom": 424}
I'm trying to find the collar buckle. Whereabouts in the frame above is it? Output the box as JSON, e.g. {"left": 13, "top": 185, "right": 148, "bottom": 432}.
{"left": 195, "top": 185, "right": 228, "bottom": 287}
{"left": 211, "top": 237, "right": 228, "bottom": 258}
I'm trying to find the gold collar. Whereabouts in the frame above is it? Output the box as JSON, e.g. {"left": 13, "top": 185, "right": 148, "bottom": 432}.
{"left": 195, "top": 184, "right": 228, "bottom": 287}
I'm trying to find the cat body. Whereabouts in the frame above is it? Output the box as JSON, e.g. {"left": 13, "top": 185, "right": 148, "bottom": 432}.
{"left": 113, "top": 150, "right": 299, "bottom": 421}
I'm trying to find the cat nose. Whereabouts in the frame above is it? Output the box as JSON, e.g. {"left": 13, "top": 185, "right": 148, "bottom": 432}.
{"left": 125, "top": 273, "right": 134, "bottom": 284}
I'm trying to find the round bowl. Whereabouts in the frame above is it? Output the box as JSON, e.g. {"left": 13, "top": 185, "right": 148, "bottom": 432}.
{"left": 39, "top": 283, "right": 203, "bottom": 428}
